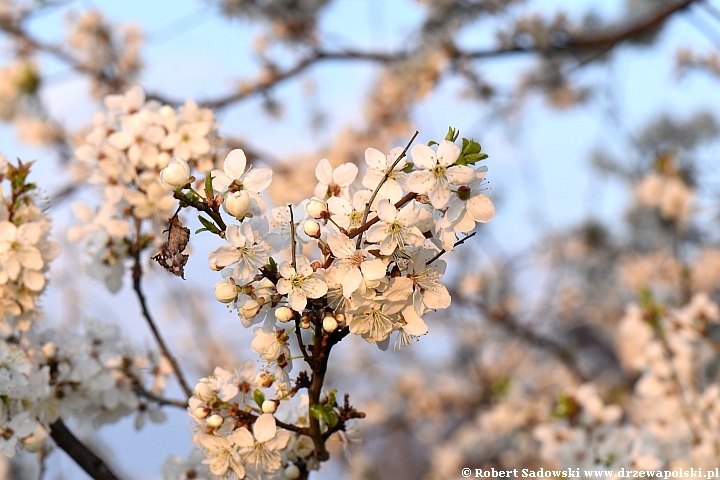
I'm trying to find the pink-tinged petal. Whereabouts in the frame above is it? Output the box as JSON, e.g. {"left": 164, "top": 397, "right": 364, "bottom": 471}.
{"left": 208, "top": 246, "right": 241, "bottom": 268}
{"left": 332, "top": 163, "right": 358, "bottom": 187}
{"left": 276, "top": 278, "right": 291, "bottom": 295}
{"left": 4, "top": 255, "right": 20, "bottom": 281}
{"left": 406, "top": 170, "right": 434, "bottom": 195}
{"left": 191, "top": 137, "right": 211, "bottom": 156}
{"left": 378, "top": 181, "right": 404, "bottom": 204}
{"left": 341, "top": 268, "right": 362, "bottom": 297}
{"left": 453, "top": 211, "right": 476, "bottom": 233}
{"left": 362, "top": 168, "right": 385, "bottom": 191}
{"left": 445, "top": 165, "right": 476, "bottom": 185}
{"left": 364, "top": 148, "right": 386, "bottom": 170}
{"left": 474, "top": 165, "right": 488, "bottom": 179}
{"left": 379, "top": 236, "right": 396, "bottom": 256}
{"left": 428, "top": 185, "right": 451, "bottom": 209}
{"left": 144, "top": 125, "right": 165, "bottom": 144}
{"left": 327, "top": 232, "right": 354, "bottom": 259}
{"left": 404, "top": 227, "right": 425, "bottom": 248}
{"left": 223, "top": 149, "right": 248, "bottom": 179}
{"left": 360, "top": 258, "right": 387, "bottom": 281}
{"left": 278, "top": 261, "right": 296, "bottom": 279}
{"left": 295, "top": 256, "right": 314, "bottom": 276}
{"left": 397, "top": 202, "right": 420, "bottom": 226}
{"left": 410, "top": 144, "right": 437, "bottom": 169}
{"left": 244, "top": 167, "right": 273, "bottom": 192}
{"left": 229, "top": 427, "right": 254, "bottom": 448}
{"left": 467, "top": 194, "right": 495, "bottom": 223}
{"left": 365, "top": 223, "right": 387, "bottom": 243}
{"left": 18, "top": 247, "right": 43, "bottom": 270}
{"left": 436, "top": 140, "right": 461, "bottom": 166}
{"left": 314, "top": 183, "right": 328, "bottom": 199}
{"left": 17, "top": 223, "right": 42, "bottom": 245}
{"left": 107, "top": 131, "right": 133, "bottom": 150}
{"left": 315, "top": 158, "right": 333, "bottom": 184}
{"left": 402, "top": 308, "right": 428, "bottom": 336}
{"left": 211, "top": 169, "right": 232, "bottom": 192}
{"left": 376, "top": 199, "right": 397, "bottom": 223}
{"left": 0, "top": 222, "right": 16, "bottom": 247}
{"left": 288, "top": 290, "right": 308, "bottom": 311}
{"left": 125, "top": 85, "right": 146, "bottom": 110}
{"left": 423, "top": 284, "right": 451, "bottom": 309}
{"left": 444, "top": 198, "right": 465, "bottom": 224}
{"left": 22, "top": 270, "right": 45, "bottom": 291}
{"left": 327, "top": 197, "right": 352, "bottom": 216}
{"left": 352, "top": 190, "right": 373, "bottom": 211}
{"left": 265, "top": 429, "right": 290, "bottom": 450}
{"left": 304, "top": 277, "right": 328, "bottom": 298}
{"left": 253, "top": 413, "right": 277, "bottom": 443}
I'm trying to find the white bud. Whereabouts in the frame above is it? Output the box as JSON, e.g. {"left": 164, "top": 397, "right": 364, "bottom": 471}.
{"left": 194, "top": 382, "right": 215, "bottom": 402}
{"left": 284, "top": 464, "right": 301, "bottom": 480}
{"left": 275, "top": 306, "right": 294, "bottom": 323}
{"left": 303, "top": 220, "right": 321, "bottom": 238}
{"left": 160, "top": 157, "right": 191, "bottom": 187}
{"left": 41, "top": 342, "right": 56, "bottom": 359}
{"left": 334, "top": 313, "right": 345, "bottom": 324}
{"left": 225, "top": 191, "right": 252, "bottom": 219}
{"left": 239, "top": 299, "right": 261, "bottom": 319}
{"left": 214, "top": 280, "right": 237, "bottom": 303}
{"left": 206, "top": 414, "right": 223, "bottom": 428}
{"left": 319, "top": 391, "right": 328, "bottom": 404}
{"left": 323, "top": 315, "right": 338, "bottom": 333}
{"left": 22, "top": 435, "right": 43, "bottom": 453}
{"left": 194, "top": 407, "right": 209, "bottom": 419}
{"left": 306, "top": 199, "right": 328, "bottom": 219}
{"left": 262, "top": 400, "right": 277, "bottom": 413}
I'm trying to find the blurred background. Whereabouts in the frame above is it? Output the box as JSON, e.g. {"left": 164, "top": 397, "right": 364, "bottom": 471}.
{"left": 2, "top": 0, "right": 720, "bottom": 478}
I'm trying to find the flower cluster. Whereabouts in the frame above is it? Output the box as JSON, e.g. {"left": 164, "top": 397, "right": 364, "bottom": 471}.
{"left": 161, "top": 127, "right": 494, "bottom": 478}
{"left": 69, "top": 86, "right": 225, "bottom": 291}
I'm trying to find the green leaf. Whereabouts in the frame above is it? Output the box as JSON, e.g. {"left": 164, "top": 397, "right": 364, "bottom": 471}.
{"left": 402, "top": 162, "right": 414, "bottom": 173}
{"left": 444, "top": 126, "right": 456, "bottom": 142}
{"left": 204, "top": 173, "right": 215, "bottom": 200}
{"left": 266, "top": 257, "right": 278, "bottom": 273}
{"left": 464, "top": 153, "right": 488, "bottom": 164}
{"left": 462, "top": 138, "right": 469, "bottom": 151}
{"left": 327, "top": 389, "right": 338, "bottom": 407}
{"left": 253, "top": 389, "right": 265, "bottom": 408}
{"left": 427, "top": 140, "right": 438, "bottom": 147}
{"left": 326, "top": 410, "right": 339, "bottom": 427}
{"left": 194, "top": 227, "right": 209, "bottom": 234}
{"left": 455, "top": 157, "right": 468, "bottom": 166}
{"left": 462, "top": 140, "right": 481, "bottom": 155}
{"left": 197, "top": 215, "right": 219, "bottom": 234}
{"left": 310, "top": 404, "right": 328, "bottom": 423}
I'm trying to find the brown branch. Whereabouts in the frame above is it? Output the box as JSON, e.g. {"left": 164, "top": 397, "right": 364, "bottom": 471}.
{"left": 425, "top": 232, "right": 477, "bottom": 265}
{"left": 356, "top": 131, "right": 418, "bottom": 248}
{"left": 50, "top": 420, "right": 122, "bottom": 480}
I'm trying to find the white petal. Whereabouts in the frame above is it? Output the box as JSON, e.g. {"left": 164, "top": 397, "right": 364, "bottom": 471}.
{"left": 445, "top": 165, "right": 476, "bottom": 185}
{"left": 327, "top": 232, "right": 354, "bottom": 259}
{"left": 467, "top": 194, "right": 495, "bottom": 223}
{"left": 244, "top": 167, "right": 273, "bottom": 192}
{"left": 436, "top": 140, "right": 461, "bottom": 166}
{"left": 332, "top": 163, "right": 358, "bottom": 187}
{"left": 410, "top": 144, "right": 437, "bottom": 169}
{"left": 315, "top": 158, "right": 333, "bottom": 184}
{"left": 223, "top": 149, "right": 248, "bottom": 179}
{"left": 360, "top": 258, "right": 387, "bottom": 281}
{"left": 406, "top": 170, "right": 434, "bottom": 195}
{"left": 364, "top": 148, "right": 386, "bottom": 170}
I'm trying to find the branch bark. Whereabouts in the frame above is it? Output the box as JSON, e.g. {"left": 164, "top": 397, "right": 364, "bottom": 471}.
{"left": 50, "top": 420, "right": 122, "bottom": 480}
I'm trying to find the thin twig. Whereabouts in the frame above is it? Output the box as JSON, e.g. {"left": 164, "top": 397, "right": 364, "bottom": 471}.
{"left": 131, "top": 220, "right": 193, "bottom": 398}
{"left": 348, "top": 192, "right": 418, "bottom": 240}
{"left": 289, "top": 204, "right": 297, "bottom": 270}
{"left": 133, "top": 385, "right": 189, "bottom": 409}
{"left": 356, "top": 131, "right": 419, "bottom": 248}
{"left": 425, "top": 232, "right": 477, "bottom": 265}
{"left": 295, "top": 317, "right": 313, "bottom": 367}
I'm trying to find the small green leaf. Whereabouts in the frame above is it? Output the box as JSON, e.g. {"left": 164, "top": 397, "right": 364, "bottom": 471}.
{"left": 463, "top": 140, "right": 481, "bottom": 155}
{"left": 326, "top": 410, "right": 339, "bottom": 427}
{"left": 427, "top": 140, "right": 438, "bottom": 147}
{"left": 462, "top": 138, "right": 469, "bottom": 151}
{"left": 266, "top": 257, "right": 278, "bottom": 273}
{"left": 310, "top": 404, "right": 328, "bottom": 423}
{"left": 197, "top": 215, "right": 219, "bottom": 234}
{"left": 204, "top": 173, "right": 215, "bottom": 200}
{"left": 253, "top": 389, "right": 265, "bottom": 408}
{"left": 327, "top": 389, "right": 338, "bottom": 407}
{"left": 194, "top": 227, "right": 209, "bottom": 234}
{"left": 455, "top": 157, "right": 468, "bottom": 166}
{"left": 444, "top": 126, "right": 456, "bottom": 142}
{"left": 402, "top": 162, "right": 414, "bottom": 173}
{"left": 464, "top": 153, "right": 489, "bottom": 164}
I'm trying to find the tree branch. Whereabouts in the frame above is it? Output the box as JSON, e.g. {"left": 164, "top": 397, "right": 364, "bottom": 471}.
{"left": 50, "top": 420, "right": 122, "bottom": 480}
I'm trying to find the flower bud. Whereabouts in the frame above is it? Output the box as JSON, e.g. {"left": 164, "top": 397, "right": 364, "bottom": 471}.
{"left": 275, "top": 306, "right": 294, "bottom": 323}
{"left": 319, "top": 391, "right": 328, "bottom": 404}
{"left": 22, "top": 434, "right": 43, "bottom": 453}
{"left": 239, "top": 299, "right": 261, "bottom": 319}
{"left": 334, "top": 313, "right": 345, "bottom": 324}
{"left": 41, "top": 342, "right": 56, "bottom": 359}
{"left": 261, "top": 400, "right": 277, "bottom": 413}
{"left": 306, "top": 199, "right": 328, "bottom": 219}
{"left": 194, "top": 407, "right": 209, "bottom": 419}
{"left": 214, "top": 280, "right": 237, "bottom": 303}
{"left": 206, "top": 414, "right": 223, "bottom": 429}
{"left": 303, "top": 220, "right": 321, "bottom": 238}
{"left": 225, "top": 191, "right": 252, "bottom": 219}
{"left": 323, "top": 315, "right": 338, "bottom": 333}
{"left": 160, "top": 157, "right": 191, "bottom": 188}
{"left": 194, "top": 382, "right": 215, "bottom": 402}
{"left": 285, "top": 464, "right": 301, "bottom": 479}
{"left": 300, "top": 314, "right": 312, "bottom": 329}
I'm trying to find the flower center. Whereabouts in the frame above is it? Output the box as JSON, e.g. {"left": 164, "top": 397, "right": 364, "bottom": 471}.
{"left": 388, "top": 221, "right": 403, "bottom": 235}
{"left": 431, "top": 164, "right": 446, "bottom": 178}
{"left": 457, "top": 185, "right": 471, "bottom": 201}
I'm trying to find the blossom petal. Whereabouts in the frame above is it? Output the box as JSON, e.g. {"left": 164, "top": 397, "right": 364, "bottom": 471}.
{"left": 223, "top": 149, "right": 248, "bottom": 179}
{"left": 467, "top": 194, "right": 495, "bottom": 223}
{"left": 410, "top": 144, "right": 437, "bottom": 169}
